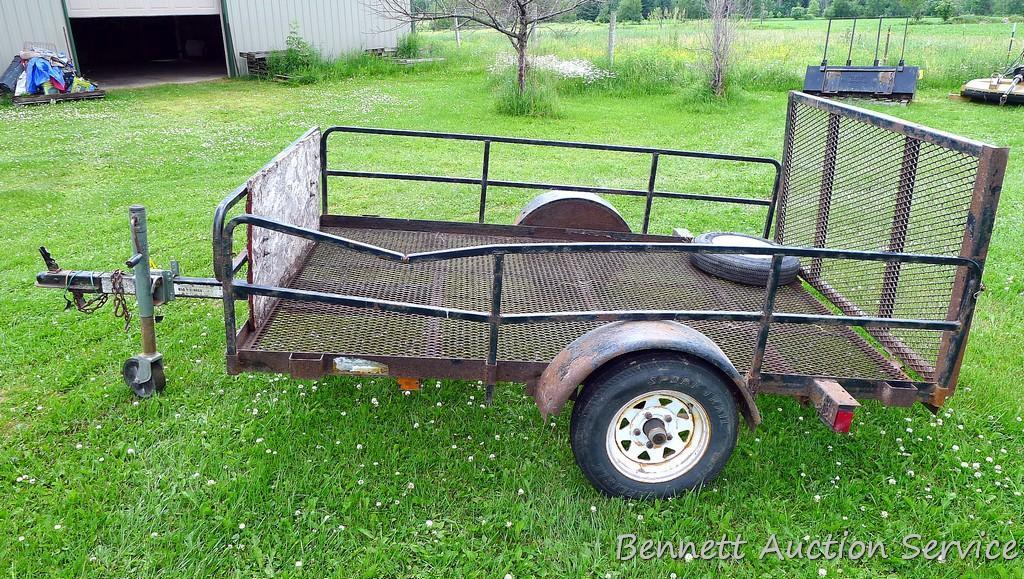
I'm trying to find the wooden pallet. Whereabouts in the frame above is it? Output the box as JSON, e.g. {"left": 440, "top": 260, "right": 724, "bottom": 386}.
{"left": 12, "top": 90, "right": 106, "bottom": 106}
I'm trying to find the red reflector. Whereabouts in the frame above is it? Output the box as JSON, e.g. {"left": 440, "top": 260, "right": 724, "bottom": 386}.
{"left": 834, "top": 410, "right": 854, "bottom": 433}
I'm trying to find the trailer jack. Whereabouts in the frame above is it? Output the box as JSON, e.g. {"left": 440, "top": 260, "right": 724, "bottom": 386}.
{"left": 37, "top": 205, "right": 224, "bottom": 397}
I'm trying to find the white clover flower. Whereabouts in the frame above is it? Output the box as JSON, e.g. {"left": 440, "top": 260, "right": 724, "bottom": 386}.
{"left": 425, "top": 519, "right": 433, "bottom": 527}
{"left": 489, "top": 54, "right": 614, "bottom": 84}
{"left": 881, "top": 511, "right": 889, "bottom": 519}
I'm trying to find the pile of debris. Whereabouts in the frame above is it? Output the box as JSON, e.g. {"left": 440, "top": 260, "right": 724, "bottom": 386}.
{"left": 0, "top": 44, "right": 105, "bottom": 106}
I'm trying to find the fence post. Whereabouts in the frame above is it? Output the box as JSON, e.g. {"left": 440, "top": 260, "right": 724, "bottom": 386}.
{"left": 608, "top": 12, "right": 616, "bottom": 67}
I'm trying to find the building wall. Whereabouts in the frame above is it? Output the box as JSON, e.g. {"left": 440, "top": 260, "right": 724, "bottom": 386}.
{"left": 223, "top": 0, "right": 409, "bottom": 73}
{"left": 0, "top": 0, "right": 409, "bottom": 78}
{"left": 1, "top": 0, "right": 71, "bottom": 63}
{"left": 65, "top": 0, "right": 220, "bottom": 18}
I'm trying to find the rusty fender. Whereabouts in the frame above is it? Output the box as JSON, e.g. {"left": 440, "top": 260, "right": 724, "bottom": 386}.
{"left": 534, "top": 321, "right": 761, "bottom": 429}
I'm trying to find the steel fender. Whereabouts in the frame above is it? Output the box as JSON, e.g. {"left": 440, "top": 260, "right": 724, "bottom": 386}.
{"left": 535, "top": 321, "right": 761, "bottom": 429}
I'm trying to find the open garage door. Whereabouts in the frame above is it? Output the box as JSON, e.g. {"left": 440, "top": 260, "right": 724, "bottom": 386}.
{"left": 67, "top": 0, "right": 228, "bottom": 89}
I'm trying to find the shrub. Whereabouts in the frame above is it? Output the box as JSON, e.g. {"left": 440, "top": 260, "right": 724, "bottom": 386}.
{"left": 790, "top": 6, "right": 807, "bottom": 18}
{"left": 933, "top": 0, "right": 958, "bottom": 20}
{"left": 396, "top": 33, "right": 422, "bottom": 58}
{"left": 267, "top": 22, "right": 322, "bottom": 79}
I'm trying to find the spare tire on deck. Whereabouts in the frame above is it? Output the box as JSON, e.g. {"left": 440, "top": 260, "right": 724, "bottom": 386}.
{"left": 689, "top": 232, "right": 801, "bottom": 286}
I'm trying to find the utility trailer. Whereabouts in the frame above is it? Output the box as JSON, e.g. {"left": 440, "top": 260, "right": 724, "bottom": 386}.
{"left": 37, "top": 92, "right": 1006, "bottom": 498}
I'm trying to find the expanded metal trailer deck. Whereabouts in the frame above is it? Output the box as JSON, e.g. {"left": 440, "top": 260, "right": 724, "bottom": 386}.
{"left": 240, "top": 221, "right": 905, "bottom": 384}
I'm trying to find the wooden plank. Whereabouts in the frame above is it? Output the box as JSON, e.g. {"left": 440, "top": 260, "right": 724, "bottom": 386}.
{"left": 13, "top": 90, "right": 106, "bottom": 106}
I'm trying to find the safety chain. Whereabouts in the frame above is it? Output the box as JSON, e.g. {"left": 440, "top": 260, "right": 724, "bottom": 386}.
{"left": 64, "top": 270, "right": 133, "bottom": 333}
{"left": 64, "top": 274, "right": 107, "bottom": 313}
{"left": 110, "top": 270, "right": 133, "bottom": 332}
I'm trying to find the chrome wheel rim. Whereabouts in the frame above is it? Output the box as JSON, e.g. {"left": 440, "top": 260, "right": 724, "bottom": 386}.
{"left": 605, "top": 390, "right": 712, "bottom": 483}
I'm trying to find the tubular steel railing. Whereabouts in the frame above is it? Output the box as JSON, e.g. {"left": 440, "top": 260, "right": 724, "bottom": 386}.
{"left": 214, "top": 100, "right": 1005, "bottom": 395}
{"left": 319, "top": 126, "right": 783, "bottom": 237}
{"left": 214, "top": 211, "right": 981, "bottom": 390}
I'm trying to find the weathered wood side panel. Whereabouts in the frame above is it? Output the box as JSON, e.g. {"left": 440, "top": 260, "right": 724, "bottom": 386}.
{"left": 246, "top": 127, "right": 321, "bottom": 328}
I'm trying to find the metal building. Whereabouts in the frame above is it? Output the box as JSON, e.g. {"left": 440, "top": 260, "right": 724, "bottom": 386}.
{"left": 2, "top": 0, "right": 408, "bottom": 88}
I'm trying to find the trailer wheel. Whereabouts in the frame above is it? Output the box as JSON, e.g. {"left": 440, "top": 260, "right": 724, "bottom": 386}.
{"left": 690, "top": 231, "right": 800, "bottom": 286}
{"left": 122, "top": 358, "right": 166, "bottom": 398}
{"left": 569, "top": 353, "right": 738, "bottom": 498}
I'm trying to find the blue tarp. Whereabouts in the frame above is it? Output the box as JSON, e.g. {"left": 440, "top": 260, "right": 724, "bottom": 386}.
{"left": 25, "top": 57, "right": 63, "bottom": 94}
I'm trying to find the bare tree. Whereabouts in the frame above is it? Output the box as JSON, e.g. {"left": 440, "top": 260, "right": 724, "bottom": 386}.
{"left": 376, "top": 0, "right": 597, "bottom": 93}
{"left": 702, "top": 0, "right": 734, "bottom": 97}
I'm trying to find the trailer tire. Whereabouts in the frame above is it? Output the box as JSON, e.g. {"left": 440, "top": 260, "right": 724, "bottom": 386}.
{"left": 569, "top": 352, "right": 738, "bottom": 498}
{"left": 689, "top": 231, "right": 800, "bottom": 286}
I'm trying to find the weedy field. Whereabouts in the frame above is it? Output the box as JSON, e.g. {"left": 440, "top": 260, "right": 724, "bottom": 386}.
{"left": 1, "top": 17, "right": 1023, "bottom": 578}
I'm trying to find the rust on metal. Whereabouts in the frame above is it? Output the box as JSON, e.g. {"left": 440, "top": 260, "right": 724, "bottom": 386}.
{"left": 514, "top": 191, "right": 631, "bottom": 233}
{"left": 397, "top": 377, "right": 421, "bottom": 391}
{"left": 533, "top": 321, "right": 761, "bottom": 429}
{"left": 810, "top": 378, "right": 860, "bottom": 434}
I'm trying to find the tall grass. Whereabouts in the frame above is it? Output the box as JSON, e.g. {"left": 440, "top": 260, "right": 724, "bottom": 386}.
{"left": 491, "top": 71, "right": 561, "bottom": 116}
{"left": 266, "top": 19, "right": 1014, "bottom": 97}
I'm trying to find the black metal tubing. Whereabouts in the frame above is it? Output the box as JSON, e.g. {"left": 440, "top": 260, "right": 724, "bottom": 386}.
{"left": 320, "top": 126, "right": 782, "bottom": 234}
{"left": 212, "top": 184, "right": 248, "bottom": 282}
{"left": 217, "top": 214, "right": 977, "bottom": 388}
{"left": 212, "top": 183, "right": 248, "bottom": 357}
{"left": 215, "top": 209, "right": 979, "bottom": 390}
{"left": 223, "top": 213, "right": 982, "bottom": 277}
{"left": 229, "top": 283, "right": 960, "bottom": 332}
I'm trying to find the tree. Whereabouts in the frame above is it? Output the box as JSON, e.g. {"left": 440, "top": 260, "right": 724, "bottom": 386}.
{"left": 824, "top": 0, "right": 858, "bottom": 16}
{"left": 618, "top": 0, "right": 645, "bottom": 19}
{"left": 702, "top": 0, "right": 734, "bottom": 96}
{"left": 676, "top": 0, "right": 709, "bottom": 17}
{"left": 899, "top": 0, "right": 927, "bottom": 17}
{"left": 577, "top": 0, "right": 602, "bottom": 18}
{"left": 377, "top": 0, "right": 598, "bottom": 93}
{"left": 790, "top": 5, "right": 807, "bottom": 16}
{"left": 807, "top": 0, "right": 821, "bottom": 15}
{"left": 933, "top": 0, "right": 957, "bottom": 18}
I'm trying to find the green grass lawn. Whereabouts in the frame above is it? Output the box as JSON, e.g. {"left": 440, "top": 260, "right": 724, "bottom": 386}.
{"left": 2, "top": 20, "right": 1024, "bottom": 577}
